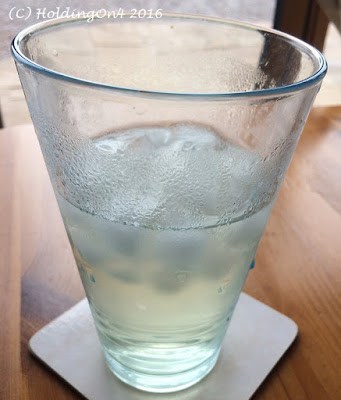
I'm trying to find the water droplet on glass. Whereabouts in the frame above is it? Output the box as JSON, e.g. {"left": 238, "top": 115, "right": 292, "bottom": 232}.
{"left": 135, "top": 105, "right": 147, "bottom": 115}
{"left": 218, "top": 276, "right": 230, "bottom": 294}
{"left": 52, "top": 49, "right": 58, "bottom": 56}
{"left": 176, "top": 271, "right": 188, "bottom": 283}
{"left": 183, "top": 141, "right": 194, "bottom": 151}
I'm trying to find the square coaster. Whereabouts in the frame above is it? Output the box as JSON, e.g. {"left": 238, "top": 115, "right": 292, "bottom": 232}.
{"left": 29, "top": 293, "right": 297, "bottom": 400}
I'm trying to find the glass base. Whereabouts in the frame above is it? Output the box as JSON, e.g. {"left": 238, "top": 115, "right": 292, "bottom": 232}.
{"left": 104, "top": 349, "right": 220, "bottom": 393}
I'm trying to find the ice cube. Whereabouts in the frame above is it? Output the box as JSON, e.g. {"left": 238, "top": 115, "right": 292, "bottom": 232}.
{"left": 59, "top": 122, "right": 269, "bottom": 229}
{"left": 156, "top": 229, "right": 206, "bottom": 268}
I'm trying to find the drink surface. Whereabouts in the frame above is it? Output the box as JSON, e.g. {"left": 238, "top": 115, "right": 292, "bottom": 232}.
{"left": 56, "top": 123, "right": 274, "bottom": 390}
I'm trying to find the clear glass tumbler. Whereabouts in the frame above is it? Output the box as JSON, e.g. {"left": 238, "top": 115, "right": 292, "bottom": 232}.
{"left": 12, "top": 14, "right": 326, "bottom": 393}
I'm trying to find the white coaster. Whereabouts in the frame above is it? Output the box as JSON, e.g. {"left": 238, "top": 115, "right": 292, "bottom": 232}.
{"left": 29, "top": 293, "right": 297, "bottom": 400}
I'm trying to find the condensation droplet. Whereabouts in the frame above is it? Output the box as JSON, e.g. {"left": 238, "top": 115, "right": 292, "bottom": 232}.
{"left": 218, "top": 276, "right": 230, "bottom": 294}
{"left": 135, "top": 105, "right": 147, "bottom": 115}
{"left": 52, "top": 49, "right": 58, "bottom": 56}
{"left": 176, "top": 271, "right": 188, "bottom": 283}
{"left": 183, "top": 141, "right": 194, "bottom": 151}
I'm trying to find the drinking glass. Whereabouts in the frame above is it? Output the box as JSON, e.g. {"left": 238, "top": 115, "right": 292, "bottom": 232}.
{"left": 12, "top": 14, "right": 326, "bottom": 393}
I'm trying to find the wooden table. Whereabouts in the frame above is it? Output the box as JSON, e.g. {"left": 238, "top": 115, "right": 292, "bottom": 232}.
{"left": 1, "top": 107, "right": 340, "bottom": 400}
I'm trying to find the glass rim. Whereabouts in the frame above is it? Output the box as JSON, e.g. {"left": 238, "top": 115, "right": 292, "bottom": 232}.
{"left": 11, "top": 12, "right": 327, "bottom": 99}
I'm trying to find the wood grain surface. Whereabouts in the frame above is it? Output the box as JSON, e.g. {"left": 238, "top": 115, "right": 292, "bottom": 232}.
{"left": 0, "top": 107, "right": 340, "bottom": 400}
